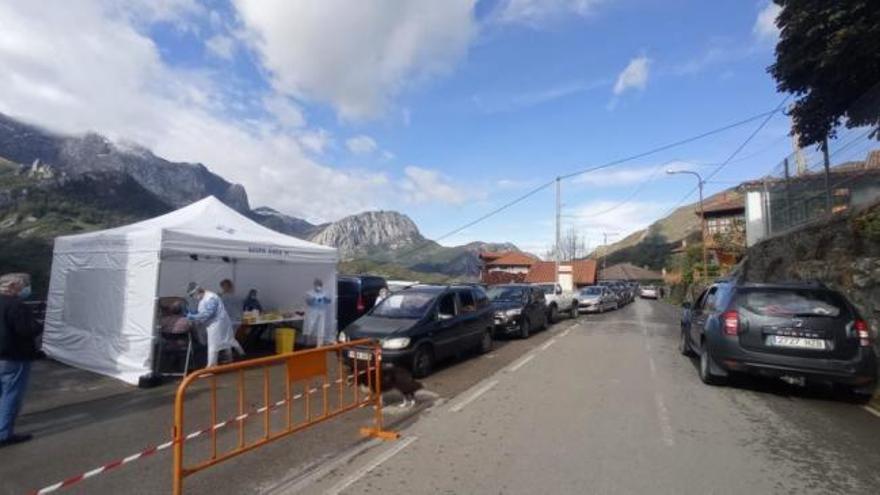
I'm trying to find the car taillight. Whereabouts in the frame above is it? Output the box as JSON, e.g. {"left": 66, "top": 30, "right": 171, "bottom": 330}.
{"left": 357, "top": 295, "right": 365, "bottom": 313}
{"left": 722, "top": 311, "right": 739, "bottom": 336}
{"left": 855, "top": 319, "right": 872, "bottom": 347}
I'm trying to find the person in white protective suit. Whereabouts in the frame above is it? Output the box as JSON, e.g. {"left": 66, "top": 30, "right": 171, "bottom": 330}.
{"left": 186, "top": 282, "right": 245, "bottom": 367}
{"left": 304, "top": 278, "right": 332, "bottom": 347}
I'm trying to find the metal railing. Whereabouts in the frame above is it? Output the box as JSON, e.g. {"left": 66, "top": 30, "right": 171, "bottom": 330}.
{"left": 171, "top": 339, "right": 397, "bottom": 494}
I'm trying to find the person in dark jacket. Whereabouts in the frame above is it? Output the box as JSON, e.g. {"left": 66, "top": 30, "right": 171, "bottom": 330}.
{"left": 0, "top": 272, "right": 40, "bottom": 447}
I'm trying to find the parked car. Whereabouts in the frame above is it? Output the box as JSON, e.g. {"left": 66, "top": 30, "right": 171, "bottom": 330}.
{"left": 339, "top": 284, "right": 494, "bottom": 377}
{"left": 386, "top": 280, "right": 419, "bottom": 292}
{"left": 533, "top": 283, "right": 578, "bottom": 322}
{"left": 679, "top": 280, "right": 877, "bottom": 398}
{"left": 578, "top": 285, "right": 619, "bottom": 313}
{"left": 599, "top": 280, "right": 632, "bottom": 305}
{"left": 639, "top": 285, "right": 659, "bottom": 299}
{"left": 337, "top": 275, "right": 387, "bottom": 330}
{"left": 488, "top": 284, "right": 548, "bottom": 339}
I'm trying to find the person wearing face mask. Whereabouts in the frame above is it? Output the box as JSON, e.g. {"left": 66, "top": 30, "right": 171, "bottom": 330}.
{"left": 304, "top": 278, "right": 332, "bottom": 347}
{"left": 186, "top": 282, "right": 245, "bottom": 367}
{"left": 0, "top": 272, "right": 40, "bottom": 447}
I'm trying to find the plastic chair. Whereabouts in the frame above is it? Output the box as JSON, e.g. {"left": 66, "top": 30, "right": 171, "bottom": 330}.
{"left": 155, "top": 331, "right": 194, "bottom": 377}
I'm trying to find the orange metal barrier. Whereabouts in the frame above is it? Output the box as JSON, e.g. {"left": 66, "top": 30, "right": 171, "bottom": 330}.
{"left": 171, "top": 339, "right": 398, "bottom": 495}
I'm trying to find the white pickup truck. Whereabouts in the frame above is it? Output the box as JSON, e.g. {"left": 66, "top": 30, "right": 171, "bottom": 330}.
{"left": 532, "top": 283, "right": 579, "bottom": 323}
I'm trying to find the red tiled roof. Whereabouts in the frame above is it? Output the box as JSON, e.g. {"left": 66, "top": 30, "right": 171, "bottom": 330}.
{"left": 524, "top": 260, "right": 597, "bottom": 285}
{"left": 485, "top": 252, "right": 537, "bottom": 267}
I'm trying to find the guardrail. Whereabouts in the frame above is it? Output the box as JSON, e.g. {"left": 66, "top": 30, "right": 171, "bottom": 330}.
{"left": 171, "top": 339, "right": 398, "bottom": 494}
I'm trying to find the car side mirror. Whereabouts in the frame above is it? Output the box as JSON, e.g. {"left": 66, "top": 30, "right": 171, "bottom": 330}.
{"left": 681, "top": 302, "right": 692, "bottom": 310}
{"left": 556, "top": 287, "right": 562, "bottom": 295}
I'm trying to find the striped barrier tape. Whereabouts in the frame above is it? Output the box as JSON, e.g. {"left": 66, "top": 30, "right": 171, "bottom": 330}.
{"left": 31, "top": 369, "right": 374, "bottom": 494}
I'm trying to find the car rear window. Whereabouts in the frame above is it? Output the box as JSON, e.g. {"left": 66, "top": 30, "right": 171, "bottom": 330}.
{"left": 338, "top": 280, "right": 358, "bottom": 296}
{"left": 739, "top": 289, "right": 848, "bottom": 318}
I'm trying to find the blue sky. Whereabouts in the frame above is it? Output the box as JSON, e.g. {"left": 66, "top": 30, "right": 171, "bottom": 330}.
{"left": 0, "top": 0, "right": 801, "bottom": 253}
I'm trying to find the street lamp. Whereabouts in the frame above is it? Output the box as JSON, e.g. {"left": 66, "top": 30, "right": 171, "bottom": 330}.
{"left": 667, "top": 169, "right": 708, "bottom": 282}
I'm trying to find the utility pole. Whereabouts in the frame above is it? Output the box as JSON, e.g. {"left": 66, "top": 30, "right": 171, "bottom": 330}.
{"left": 667, "top": 169, "right": 707, "bottom": 281}
{"left": 555, "top": 177, "right": 561, "bottom": 285}
{"left": 600, "top": 232, "right": 617, "bottom": 275}
{"left": 822, "top": 137, "right": 832, "bottom": 214}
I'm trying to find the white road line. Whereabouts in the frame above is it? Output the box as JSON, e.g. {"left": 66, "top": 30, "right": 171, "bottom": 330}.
{"left": 508, "top": 354, "right": 535, "bottom": 373}
{"left": 654, "top": 391, "right": 675, "bottom": 447}
{"left": 863, "top": 405, "right": 880, "bottom": 419}
{"left": 559, "top": 328, "right": 571, "bottom": 338}
{"left": 540, "top": 338, "right": 557, "bottom": 351}
{"left": 484, "top": 353, "right": 496, "bottom": 359}
{"left": 326, "top": 436, "right": 418, "bottom": 495}
{"left": 450, "top": 380, "right": 499, "bottom": 413}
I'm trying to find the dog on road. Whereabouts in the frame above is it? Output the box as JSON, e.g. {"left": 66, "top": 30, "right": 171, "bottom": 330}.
{"left": 356, "top": 363, "right": 423, "bottom": 407}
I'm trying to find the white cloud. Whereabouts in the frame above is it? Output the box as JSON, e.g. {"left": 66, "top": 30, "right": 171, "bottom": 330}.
{"left": 262, "top": 94, "right": 305, "bottom": 128}
{"left": 298, "top": 128, "right": 332, "bottom": 155}
{"left": 205, "top": 34, "right": 236, "bottom": 59}
{"left": 753, "top": 2, "right": 781, "bottom": 43}
{"left": 345, "top": 135, "right": 379, "bottom": 155}
{"left": 233, "top": 0, "right": 477, "bottom": 120}
{"left": 493, "top": 0, "right": 603, "bottom": 27}
{"left": 573, "top": 161, "right": 697, "bottom": 187}
{"left": 0, "top": 1, "right": 406, "bottom": 222}
{"left": 566, "top": 200, "right": 671, "bottom": 247}
{"left": 400, "top": 166, "right": 471, "bottom": 205}
{"left": 613, "top": 55, "right": 650, "bottom": 96}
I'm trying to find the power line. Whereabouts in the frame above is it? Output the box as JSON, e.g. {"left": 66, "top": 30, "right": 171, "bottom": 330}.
{"left": 391, "top": 105, "right": 789, "bottom": 260}
{"left": 659, "top": 96, "right": 790, "bottom": 217}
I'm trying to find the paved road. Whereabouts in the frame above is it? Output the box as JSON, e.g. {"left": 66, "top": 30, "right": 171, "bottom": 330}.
{"left": 1, "top": 312, "right": 573, "bottom": 495}
{"left": 303, "top": 299, "right": 880, "bottom": 495}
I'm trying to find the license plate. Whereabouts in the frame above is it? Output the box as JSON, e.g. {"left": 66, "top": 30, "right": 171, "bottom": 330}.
{"left": 767, "top": 336, "right": 826, "bottom": 350}
{"left": 347, "top": 350, "right": 372, "bottom": 361}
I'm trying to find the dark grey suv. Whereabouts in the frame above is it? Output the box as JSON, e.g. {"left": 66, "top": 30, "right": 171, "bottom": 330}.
{"left": 679, "top": 280, "right": 876, "bottom": 398}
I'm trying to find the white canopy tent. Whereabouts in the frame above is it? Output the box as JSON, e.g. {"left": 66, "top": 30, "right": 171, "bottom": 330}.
{"left": 43, "top": 196, "right": 338, "bottom": 385}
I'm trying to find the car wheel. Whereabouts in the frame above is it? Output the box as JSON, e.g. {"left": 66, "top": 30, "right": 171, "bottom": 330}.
{"left": 478, "top": 329, "right": 493, "bottom": 354}
{"left": 699, "top": 339, "right": 726, "bottom": 385}
{"left": 519, "top": 318, "right": 531, "bottom": 339}
{"left": 613, "top": 301, "right": 619, "bottom": 310}
{"left": 569, "top": 301, "right": 578, "bottom": 318}
{"left": 548, "top": 304, "right": 559, "bottom": 324}
{"left": 679, "top": 329, "right": 695, "bottom": 357}
{"left": 412, "top": 345, "right": 434, "bottom": 378}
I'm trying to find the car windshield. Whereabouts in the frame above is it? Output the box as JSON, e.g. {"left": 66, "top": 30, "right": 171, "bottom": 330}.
{"left": 370, "top": 292, "right": 435, "bottom": 319}
{"left": 581, "top": 287, "right": 602, "bottom": 296}
{"left": 487, "top": 287, "right": 525, "bottom": 302}
{"left": 740, "top": 289, "right": 846, "bottom": 318}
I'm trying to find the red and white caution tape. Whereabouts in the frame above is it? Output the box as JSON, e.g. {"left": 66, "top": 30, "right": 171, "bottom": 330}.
{"left": 30, "top": 369, "right": 375, "bottom": 494}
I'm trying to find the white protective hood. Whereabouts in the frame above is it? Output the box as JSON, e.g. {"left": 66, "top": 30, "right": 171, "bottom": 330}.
{"left": 43, "top": 196, "right": 338, "bottom": 384}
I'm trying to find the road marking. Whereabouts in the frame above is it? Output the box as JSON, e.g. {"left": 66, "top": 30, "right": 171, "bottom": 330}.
{"left": 450, "top": 380, "right": 499, "bottom": 413}
{"left": 508, "top": 354, "right": 535, "bottom": 373}
{"left": 484, "top": 353, "right": 496, "bottom": 359}
{"left": 863, "top": 405, "right": 880, "bottom": 419}
{"left": 654, "top": 391, "right": 675, "bottom": 447}
{"left": 540, "top": 338, "right": 557, "bottom": 351}
{"left": 326, "top": 436, "right": 418, "bottom": 495}
{"left": 559, "top": 328, "right": 571, "bottom": 338}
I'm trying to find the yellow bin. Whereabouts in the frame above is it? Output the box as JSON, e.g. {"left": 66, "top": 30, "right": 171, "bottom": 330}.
{"left": 275, "top": 328, "right": 296, "bottom": 354}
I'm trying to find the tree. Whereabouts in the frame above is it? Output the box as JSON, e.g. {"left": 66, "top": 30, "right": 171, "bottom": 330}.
{"left": 769, "top": 0, "right": 880, "bottom": 147}
{"left": 545, "top": 227, "right": 589, "bottom": 262}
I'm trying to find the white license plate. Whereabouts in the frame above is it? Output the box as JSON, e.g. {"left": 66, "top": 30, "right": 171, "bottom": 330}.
{"left": 347, "top": 350, "right": 373, "bottom": 361}
{"left": 767, "top": 336, "right": 826, "bottom": 350}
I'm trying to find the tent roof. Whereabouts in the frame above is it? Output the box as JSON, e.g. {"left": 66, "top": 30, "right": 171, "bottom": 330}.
{"left": 55, "top": 196, "right": 337, "bottom": 262}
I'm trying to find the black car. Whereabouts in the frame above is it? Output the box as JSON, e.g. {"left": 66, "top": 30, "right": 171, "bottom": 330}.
{"left": 599, "top": 280, "right": 632, "bottom": 305}
{"left": 487, "top": 284, "right": 548, "bottom": 339}
{"left": 337, "top": 275, "right": 387, "bottom": 330}
{"left": 679, "top": 280, "right": 877, "bottom": 397}
{"left": 339, "top": 285, "right": 494, "bottom": 377}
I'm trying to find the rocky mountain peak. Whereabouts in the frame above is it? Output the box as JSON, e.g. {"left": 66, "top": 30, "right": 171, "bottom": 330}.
{"left": 309, "top": 210, "right": 425, "bottom": 259}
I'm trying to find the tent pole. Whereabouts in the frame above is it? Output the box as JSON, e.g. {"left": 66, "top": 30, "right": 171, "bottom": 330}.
{"left": 140, "top": 250, "right": 164, "bottom": 388}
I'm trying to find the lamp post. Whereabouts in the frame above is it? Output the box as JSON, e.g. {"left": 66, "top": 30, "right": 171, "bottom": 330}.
{"left": 667, "top": 169, "right": 708, "bottom": 282}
